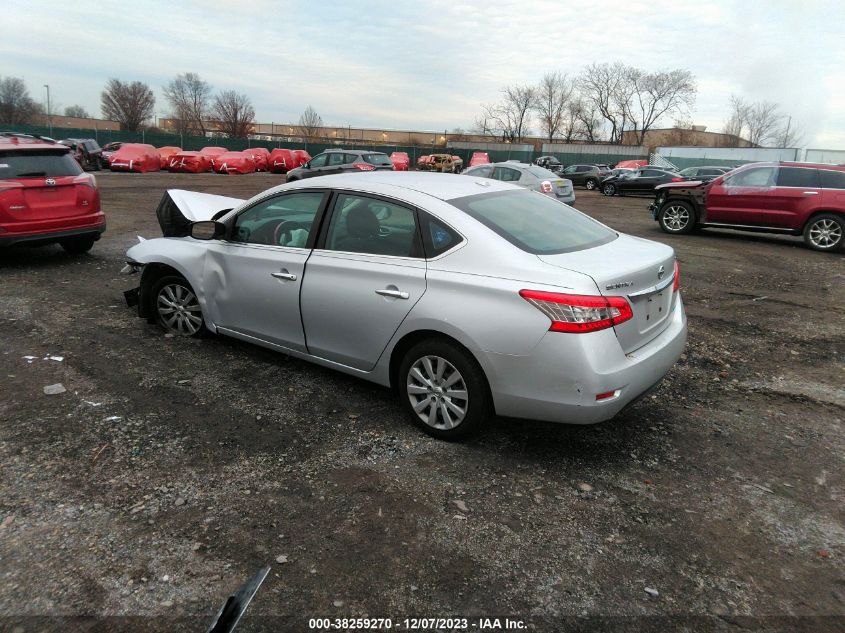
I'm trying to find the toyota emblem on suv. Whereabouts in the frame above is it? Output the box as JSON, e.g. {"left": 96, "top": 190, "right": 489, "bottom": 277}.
{"left": 657, "top": 264, "right": 665, "bottom": 280}
{"left": 45, "top": 178, "right": 56, "bottom": 186}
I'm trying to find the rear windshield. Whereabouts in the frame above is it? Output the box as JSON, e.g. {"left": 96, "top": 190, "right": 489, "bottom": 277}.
{"left": 450, "top": 189, "right": 617, "bottom": 254}
{"left": 0, "top": 150, "right": 82, "bottom": 178}
{"left": 363, "top": 153, "right": 392, "bottom": 166}
{"left": 525, "top": 166, "right": 560, "bottom": 179}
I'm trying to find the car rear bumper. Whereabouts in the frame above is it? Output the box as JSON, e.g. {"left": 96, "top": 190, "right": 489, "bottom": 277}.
{"left": 0, "top": 220, "right": 106, "bottom": 247}
{"left": 485, "top": 297, "right": 687, "bottom": 424}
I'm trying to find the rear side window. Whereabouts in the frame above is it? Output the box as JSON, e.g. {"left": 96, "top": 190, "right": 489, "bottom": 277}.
{"left": 420, "top": 214, "right": 463, "bottom": 258}
{"left": 820, "top": 170, "right": 845, "bottom": 189}
{"left": 451, "top": 189, "right": 617, "bottom": 254}
{"left": 776, "top": 167, "right": 820, "bottom": 188}
{"left": 491, "top": 166, "right": 521, "bottom": 182}
{"left": 363, "top": 153, "right": 392, "bottom": 167}
{"left": 327, "top": 153, "right": 346, "bottom": 166}
{"left": 0, "top": 150, "right": 82, "bottom": 178}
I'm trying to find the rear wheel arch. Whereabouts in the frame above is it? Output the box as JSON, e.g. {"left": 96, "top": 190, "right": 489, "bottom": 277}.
{"left": 802, "top": 209, "right": 845, "bottom": 231}
{"left": 388, "top": 330, "right": 491, "bottom": 396}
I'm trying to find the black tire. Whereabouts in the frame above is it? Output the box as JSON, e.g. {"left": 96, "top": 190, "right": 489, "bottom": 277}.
{"left": 149, "top": 274, "right": 206, "bottom": 337}
{"left": 803, "top": 213, "right": 844, "bottom": 252}
{"left": 59, "top": 236, "right": 95, "bottom": 254}
{"left": 658, "top": 200, "right": 696, "bottom": 235}
{"left": 398, "top": 339, "right": 491, "bottom": 440}
{"left": 602, "top": 183, "right": 616, "bottom": 196}
{"left": 584, "top": 178, "right": 597, "bottom": 191}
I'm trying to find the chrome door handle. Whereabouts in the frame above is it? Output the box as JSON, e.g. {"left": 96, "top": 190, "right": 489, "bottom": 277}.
{"left": 803, "top": 191, "right": 819, "bottom": 195}
{"left": 271, "top": 271, "right": 297, "bottom": 281}
{"left": 375, "top": 289, "right": 409, "bottom": 300}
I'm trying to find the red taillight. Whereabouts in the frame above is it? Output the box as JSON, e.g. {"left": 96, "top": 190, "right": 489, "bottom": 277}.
{"left": 541, "top": 180, "right": 553, "bottom": 194}
{"left": 353, "top": 163, "right": 376, "bottom": 171}
{"left": 595, "top": 390, "right": 618, "bottom": 401}
{"left": 73, "top": 173, "right": 97, "bottom": 189}
{"left": 671, "top": 177, "right": 684, "bottom": 182}
{"left": 673, "top": 260, "right": 680, "bottom": 292}
{"left": 519, "top": 290, "right": 633, "bottom": 333}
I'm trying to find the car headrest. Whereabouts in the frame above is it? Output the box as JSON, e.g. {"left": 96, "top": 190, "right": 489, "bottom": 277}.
{"left": 346, "top": 207, "right": 380, "bottom": 238}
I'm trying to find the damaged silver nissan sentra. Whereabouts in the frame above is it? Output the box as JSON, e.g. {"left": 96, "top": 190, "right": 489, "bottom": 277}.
{"left": 123, "top": 172, "right": 686, "bottom": 439}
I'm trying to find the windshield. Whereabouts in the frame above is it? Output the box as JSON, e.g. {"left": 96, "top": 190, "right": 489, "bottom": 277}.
{"left": 0, "top": 150, "right": 83, "bottom": 178}
{"left": 450, "top": 189, "right": 617, "bottom": 254}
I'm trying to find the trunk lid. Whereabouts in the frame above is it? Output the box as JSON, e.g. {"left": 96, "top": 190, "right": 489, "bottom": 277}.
{"left": 21, "top": 176, "right": 80, "bottom": 219}
{"left": 538, "top": 234, "right": 677, "bottom": 353}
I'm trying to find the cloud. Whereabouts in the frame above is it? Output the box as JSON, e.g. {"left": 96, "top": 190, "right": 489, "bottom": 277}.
{"left": 3, "top": 0, "right": 844, "bottom": 147}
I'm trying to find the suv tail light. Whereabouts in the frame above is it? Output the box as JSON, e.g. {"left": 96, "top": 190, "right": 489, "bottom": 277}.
{"left": 673, "top": 260, "right": 680, "bottom": 292}
{"left": 540, "top": 180, "right": 553, "bottom": 194}
{"left": 353, "top": 163, "right": 376, "bottom": 171}
{"left": 73, "top": 173, "right": 97, "bottom": 189}
{"left": 519, "top": 290, "right": 633, "bottom": 333}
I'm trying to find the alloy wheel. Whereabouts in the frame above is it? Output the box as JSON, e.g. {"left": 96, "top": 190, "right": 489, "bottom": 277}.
{"left": 585, "top": 180, "right": 596, "bottom": 190}
{"left": 157, "top": 283, "right": 203, "bottom": 336}
{"left": 663, "top": 205, "right": 690, "bottom": 231}
{"left": 808, "top": 218, "right": 842, "bottom": 249}
{"left": 406, "top": 355, "right": 468, "bottom": 430}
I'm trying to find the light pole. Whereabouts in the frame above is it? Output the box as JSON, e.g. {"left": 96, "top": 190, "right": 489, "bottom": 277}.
{"left": 43, "top": 84, "right": 52, "bottom": 136}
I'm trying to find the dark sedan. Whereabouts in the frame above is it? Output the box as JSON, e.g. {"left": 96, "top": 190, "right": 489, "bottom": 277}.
{"left": 600, "top": 168, "right": 683, "bottom": 196}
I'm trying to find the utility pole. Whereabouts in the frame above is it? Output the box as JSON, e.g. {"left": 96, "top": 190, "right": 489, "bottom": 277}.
{"left": 783, "top": 115, "right": 792, "bottom": 148}
{"left": 43, "top": 84, "right": 52, "bottom": 136}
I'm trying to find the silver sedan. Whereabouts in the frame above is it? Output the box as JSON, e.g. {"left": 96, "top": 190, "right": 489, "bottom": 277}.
{"left": 123, "top": 173, "right": 686, "bottom": 439}
{"left": 462, "top": 161, "right": 576, "bottom": 204}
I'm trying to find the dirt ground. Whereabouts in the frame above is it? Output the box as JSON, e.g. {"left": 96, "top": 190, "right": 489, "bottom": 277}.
{"left": 1, "top": 171, "right": 843, "bottom": 633}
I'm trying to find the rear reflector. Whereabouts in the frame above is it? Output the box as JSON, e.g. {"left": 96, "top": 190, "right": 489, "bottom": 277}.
{"left": 595, "top": 390, "right": 618, "bottom": 401}
{"left": 541, "top": 180, "right": 553, "bottom": 193}
{"left": 673, "top": 260, "right": 680, "bottom": 292}
{"left": 519, "top": 290, "right": 633, "bottom": 333}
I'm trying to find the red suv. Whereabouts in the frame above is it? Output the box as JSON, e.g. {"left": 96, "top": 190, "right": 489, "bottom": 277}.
{"left": 651, "top": 161, "right": 845, "bottom": 252}
{"left": 0, "top": 132, "right": 105, "bottom": 253}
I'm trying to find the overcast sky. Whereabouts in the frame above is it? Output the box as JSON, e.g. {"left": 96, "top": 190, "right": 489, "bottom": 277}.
{"left": 4, "top": 0, "right": 844, "bottom": 148}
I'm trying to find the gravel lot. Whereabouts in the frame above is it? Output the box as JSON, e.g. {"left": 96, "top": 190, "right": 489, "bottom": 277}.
{"left": 1, "top": 171, "right": 843, "bottom": 632}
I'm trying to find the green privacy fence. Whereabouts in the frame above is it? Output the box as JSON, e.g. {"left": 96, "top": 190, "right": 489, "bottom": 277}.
{"left": 655, "top": 156, "right": 753, "bottom": 170}
{"left": 6, "top": 123, "right": 655, "bottom": 167}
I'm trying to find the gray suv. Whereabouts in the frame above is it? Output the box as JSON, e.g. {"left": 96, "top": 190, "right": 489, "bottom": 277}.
{"left": 561, "top": 164, "right": 612, "bottom": 190}
{"left": 286, "top": 149, "right": 393, "bottom": 181}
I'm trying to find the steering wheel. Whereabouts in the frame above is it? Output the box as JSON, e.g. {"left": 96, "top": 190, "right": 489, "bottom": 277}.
{"left": 273, "top": 221, "right": 299, "bottom": 246}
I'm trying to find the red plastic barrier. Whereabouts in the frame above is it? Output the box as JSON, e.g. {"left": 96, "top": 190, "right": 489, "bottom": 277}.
{"left": 291, "top": 149, "right": 311, "bottom": 168}
{"left": 212, "top": 151, "right": 257, "bottom": 174}
{"left": 157, "top": 146, "right": 182, "bottom": 169}
{"left": 109, "top": 144, "right": 161, "bottom": 173}
{"left": 268, "top": 148, "right": 295, "bottom": 173}
{"left": 167, "top": 151, "right": 210, "bottom": 173}
{"left": 390, "top": 152, "right": 409, "bottom": 171}
{"left": 242, "top": 147, "right": 270, "bottom": 171}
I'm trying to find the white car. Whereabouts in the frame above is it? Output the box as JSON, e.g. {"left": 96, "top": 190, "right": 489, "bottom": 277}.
{"left": 123, "top": 173, "right": 686, "bottom": 439}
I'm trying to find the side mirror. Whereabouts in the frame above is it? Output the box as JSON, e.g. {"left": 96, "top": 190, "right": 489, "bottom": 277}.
{"left": 190, "top": 220, "right": 225, "bottom": 240}
{"left": 302, "top": 162, "right": 310, "bottom": 169}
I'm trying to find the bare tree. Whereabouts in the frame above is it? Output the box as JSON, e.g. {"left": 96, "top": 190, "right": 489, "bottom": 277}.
{"left": 722, "top": 95, "right": 795, "bottom": 147}
{"left": 100, "top": 79, "right": 155, "bottom": 132}
{"left": 212, "top": 90, "right": 255, "bottom": 138}
{"left": 0, "top": 77, "right": 40, "bottom": 125}
{"left": 774, "top": 117, "right": 804, "bottom": 148}
{"left": 578, "top": 62, "right": 631, "bottom": 143}
{"left": 481, "top": 84, "right": 536, "bottom": 142}
{"left": 449, "top": 127, "right": 470, "bottom": 142}
{"left": 626, "top": 68, "right": 696, "bottom": 145}
{"left": 535, "top": 72, "right": 575, "bottom": 143}
{"left": 471, "top": 113, "right": 495, "bottom": 137}
{"left": 163, "top": 72, "right": 212, "bottom": 135}
{"left": 64, "top": 104, "right": 90, "bottom": 118}
{"left": 298, "top": 105, "right": 323, "bottom": 140}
